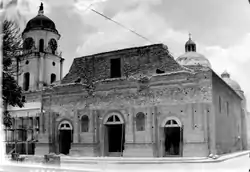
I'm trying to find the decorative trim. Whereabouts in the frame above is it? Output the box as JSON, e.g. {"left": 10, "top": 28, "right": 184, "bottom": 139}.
{"left": 103, "top": 111, "right": 125, "bottom": 124}
{"left": 58, "top": 119, "right": 73, "bottom": 130}
{"left": 161, "top": 116, "right": 182, "bottom": 127}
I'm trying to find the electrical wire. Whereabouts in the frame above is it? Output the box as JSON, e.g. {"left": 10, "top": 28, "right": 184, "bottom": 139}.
{"left": 90, "top": 8, "right": 154, "bottom": 44}
{"left": 85, "top": 6, "right": 178, "bottom": 57}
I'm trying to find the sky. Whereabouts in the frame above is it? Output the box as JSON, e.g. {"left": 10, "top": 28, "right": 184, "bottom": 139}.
{"left": 3, "top": 0, "right": 250, "bottom": 110}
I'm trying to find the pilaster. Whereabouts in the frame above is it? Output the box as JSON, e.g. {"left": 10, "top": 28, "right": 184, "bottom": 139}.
{"left": 39, "top": 54, "right": 44, "bottom": 89}
{"left": 73, "top": 110, "right": 79, "bottom": 143}
{"left": 209, "top": 104, "right": 216, "bottom": 155}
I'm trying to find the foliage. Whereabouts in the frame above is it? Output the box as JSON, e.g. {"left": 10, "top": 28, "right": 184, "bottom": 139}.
{"left": 2, "top": 19, "right": 24, "bottom": 128}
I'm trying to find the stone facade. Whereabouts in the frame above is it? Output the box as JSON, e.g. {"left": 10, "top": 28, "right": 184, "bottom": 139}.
{"left": 27, "top": 44, "right": 244, "bottom": 157}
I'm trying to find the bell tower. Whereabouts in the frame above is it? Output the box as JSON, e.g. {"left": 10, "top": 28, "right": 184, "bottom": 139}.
{"left": 20, "top": 3, "right": 64, "bottom": 91}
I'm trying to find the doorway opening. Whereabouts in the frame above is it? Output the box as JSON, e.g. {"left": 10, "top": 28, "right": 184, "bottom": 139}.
{"left": 58, "top": 121, "right": 73, "bottom": 155}
{"left": 104, "top": 114, "right": 125, "bottom": 157}
{"left": 164, "top": 119, "right": 183, "bottom": 156}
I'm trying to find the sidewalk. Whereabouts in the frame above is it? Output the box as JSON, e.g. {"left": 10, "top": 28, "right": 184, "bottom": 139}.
{"left": 1, "top": 151, "right": 249, "bottom": 172}
{"left": 60, "top": 150, "right": 250, "bottom": 164}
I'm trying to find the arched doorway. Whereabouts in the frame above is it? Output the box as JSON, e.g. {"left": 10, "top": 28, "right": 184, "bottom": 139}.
{"left": 103, "top": 113, "right": 125, "bottom": 157}
{"left": 58, "top": 121, "right": 73, "bottom": 155}
{"left": 161, "top": 117, "right": 183, "bottom": 157}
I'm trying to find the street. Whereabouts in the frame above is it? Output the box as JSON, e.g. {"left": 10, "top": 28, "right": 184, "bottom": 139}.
{"left": 2, "top": 153, "right": 249, "bottom": 172}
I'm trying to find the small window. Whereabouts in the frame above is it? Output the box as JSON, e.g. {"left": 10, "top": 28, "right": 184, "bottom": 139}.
{"left": 156, "top": 69, "right": 165, "bottom": 74}
{"left": 81, "top": 115, "right": 89, "bottom": 132}
{"left": 39, "top": 39, "right": 44, "bottom": 52}
{"left": 51, "top": 73, "right": 56, "bottom": 84}
{"left": 136, "top": 112, "right": 145, "bottom": 131}
{"left": 52, "top": 62, "right": 55, "bottom": 66}
{"left": 110, "top": 58, "right": 121, "bottom": 78}
{"left": 26, "top": 60, "right": 29, "bottom": 65}
{"left": 23, "top": 72, "right": 30, "bottom": 91}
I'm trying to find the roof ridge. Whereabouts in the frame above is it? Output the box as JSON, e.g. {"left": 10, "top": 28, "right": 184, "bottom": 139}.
{"left": 74, "top": 43, "right": 165, "bottom": 60}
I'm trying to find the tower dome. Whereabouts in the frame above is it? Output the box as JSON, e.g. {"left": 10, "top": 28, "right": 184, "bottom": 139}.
{"left": 22, "top": 3, "right": 59, "bottom": 35}
{"left": 176, "top": 34, "right": 211, "bottom": 68}
{"left": 221, "top": 71, "right": 241, "bottom": 91}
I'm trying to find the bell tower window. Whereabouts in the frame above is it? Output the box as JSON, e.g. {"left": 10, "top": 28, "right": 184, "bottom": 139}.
{"left": 23, "top": 72, "right": 30, "bottom": 91}
{"left": 39, "top": 39, "right": 44, "bottom": 52}
{"left": 51, "top": 73, "right": 56, "bottom": 84}
{"left": 110, "top": 58, "right": 121, "bottom": 78}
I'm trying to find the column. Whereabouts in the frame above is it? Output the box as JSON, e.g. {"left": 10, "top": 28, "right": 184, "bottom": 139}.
{"left": 60, "top": 58, "right": 64, "bottom": 80}
{"left": 125, "top": 108, "right": 133, "bottom": 143}
{"left": 39, "top": 55, "right": 44, "bottom": 89}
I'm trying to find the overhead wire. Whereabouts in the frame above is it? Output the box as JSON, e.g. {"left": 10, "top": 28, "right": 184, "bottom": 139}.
{"left": 90, "top": 8, "right": 154, "bottom": 44}
{"left": 80, "top": 3, "right": 176, "bottom": 57}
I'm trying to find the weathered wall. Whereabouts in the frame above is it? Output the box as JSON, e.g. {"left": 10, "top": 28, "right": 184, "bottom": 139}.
{"left": 212, "top": 72, "right": 243, "bottom": 154}
{"left": 61, "top": 44, "right": 187, "bottom": 84}
{"left": 40, "top": 69, "right": 212, "bottom": 157}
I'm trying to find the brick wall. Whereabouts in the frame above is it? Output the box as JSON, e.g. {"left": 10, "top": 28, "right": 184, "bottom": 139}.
{"left": 61, "top": 44, "right": 186, "bottom": 84}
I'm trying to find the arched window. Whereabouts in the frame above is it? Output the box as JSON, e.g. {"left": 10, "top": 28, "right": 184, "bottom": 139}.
{"left": 23, "top": 72, "right": 30, "bottom": 91}
{"left": 136, "top": 112, "right": 145, "bottom": 131}
{"left": 81, "top": 115, "right": 89, "bottom": 132}
{"left": 39, "top": 39, "right": 44, "bottom": 52}
{"left": 165, "top": 119, "right": 180, "bottom": 127}
{"left": 51, "top": 73, "right": 56, "bottom": 84}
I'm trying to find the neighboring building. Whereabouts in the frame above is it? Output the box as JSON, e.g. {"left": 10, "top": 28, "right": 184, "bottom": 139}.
{"left": 6, "top": 3, "right": 248, "bottom": 157}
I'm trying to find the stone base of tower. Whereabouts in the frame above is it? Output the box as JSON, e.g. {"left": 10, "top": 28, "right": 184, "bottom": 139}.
{"left": 123, "top": 143, "right": 154, "bottom": 157}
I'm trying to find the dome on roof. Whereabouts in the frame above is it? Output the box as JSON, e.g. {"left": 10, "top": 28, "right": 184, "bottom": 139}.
{"left": 22, "top": 3, "right": 58, "bottom": 35}
{"left": 176, "top": 34, "right": 211, "bottom": 68}
{"left": 221, "top": 71, "right": 241, "bottom": 91}
{"left": 176, "top": 52, "right": 211, "bottom": 68}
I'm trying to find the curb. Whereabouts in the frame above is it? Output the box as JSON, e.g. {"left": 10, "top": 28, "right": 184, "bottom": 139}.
{"left": 60, "top": 151, "right": 250, "bottom": 164}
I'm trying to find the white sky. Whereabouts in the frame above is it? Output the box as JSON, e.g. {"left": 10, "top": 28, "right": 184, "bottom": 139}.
{"left": 4, "top": 0, "right": 250, "bottom": 110}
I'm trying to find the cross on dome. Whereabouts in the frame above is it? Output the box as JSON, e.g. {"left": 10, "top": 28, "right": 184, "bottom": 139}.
{"left": 38, "top": 2, "right": 44, "bottom": 15}
{"left": 189, "top": 33, "right": 192, "bottom": 40}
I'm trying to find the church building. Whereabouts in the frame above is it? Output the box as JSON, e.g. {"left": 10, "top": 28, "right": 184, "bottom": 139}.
{"left": 6, "top": 3, "right": 249, "bottom": 157}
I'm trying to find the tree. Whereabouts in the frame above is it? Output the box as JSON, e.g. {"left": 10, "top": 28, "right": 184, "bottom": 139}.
{"left": 2, "top": 19, "right": 25, "bottom": 128}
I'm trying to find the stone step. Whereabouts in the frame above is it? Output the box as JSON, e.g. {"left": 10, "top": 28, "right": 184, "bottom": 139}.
{"left": 123, "top": 147, "right": 153, "bottom": 157}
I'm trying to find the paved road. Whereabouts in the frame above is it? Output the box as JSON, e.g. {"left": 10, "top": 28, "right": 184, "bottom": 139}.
{"left": 2, "top": 154, "right": 250, "bottom": 172}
